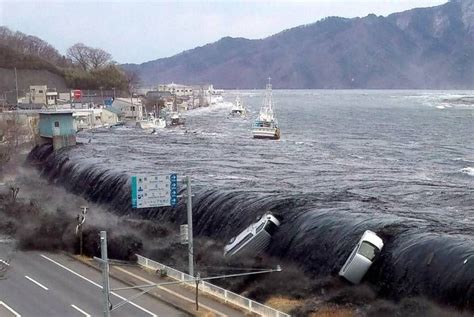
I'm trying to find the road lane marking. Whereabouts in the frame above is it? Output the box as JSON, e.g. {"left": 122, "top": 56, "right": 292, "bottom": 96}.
{"left": 25, "top": 275, "right": 49, "bottom": 291}
{"left": 0, "top": 301, "right": 21, "bottom": 317}
{"left": 115, "top": 267, "right": 227, "bottom": 317}
{"left": 0, "top": 260, "right": 10, "bottom": 266}
{"left": 71, "top": 304, "right": 91, "bottom": 317}
{"left": 40, "top": 254, "right": 157, "bottom": 317}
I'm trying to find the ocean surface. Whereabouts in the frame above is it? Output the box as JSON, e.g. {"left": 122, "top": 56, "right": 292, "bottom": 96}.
{"left": 30, "top": 90, "right": 474, "bottom": 308}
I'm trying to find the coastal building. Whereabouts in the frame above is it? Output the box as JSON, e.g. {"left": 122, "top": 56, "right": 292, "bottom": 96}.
{"left": 111, "top": 97, "right": 143, "bottom": 120}
{"left": 27, "top": 85, "right": 58, "bottom": 106}
{"left": 153, "top": 83, "right": 218, "bottom": 110}
{"left": 158, "top": 83, "right": 194, "bottom": 97}
{"left": 38, "top": 112, "right": 76, "bottom": 150}
{"left": 73, "top": 108, "right": 119, "bottom": 130}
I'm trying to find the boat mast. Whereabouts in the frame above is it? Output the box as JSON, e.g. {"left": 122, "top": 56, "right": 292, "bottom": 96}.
{"left": 265, "top": 77, "right": 272, "bottom": 111}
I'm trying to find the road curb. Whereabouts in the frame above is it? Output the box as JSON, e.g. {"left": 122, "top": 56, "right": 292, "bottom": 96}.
{"left": 63, "top": 252, "right": 207, "bottom": 317}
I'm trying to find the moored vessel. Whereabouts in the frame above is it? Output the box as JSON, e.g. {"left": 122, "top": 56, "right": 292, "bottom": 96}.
{"left": 252, "top": 78, "right": 280, "bottom": 139}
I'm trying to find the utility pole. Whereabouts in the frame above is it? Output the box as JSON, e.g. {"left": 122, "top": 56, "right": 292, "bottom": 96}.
{"left": 14, "top": 67, "right": 19, "bottom": 104}
{"left": 185, "top": 176, "right": 194, "bottom": 277}
{"left": 100, "top": 231, "right": 111, "bottom": 317}
{"left": 130, "top": 87, "right": 134, "bottom": 120}
{"left": 76, "top": 206, "right": 88, "bottom": 256}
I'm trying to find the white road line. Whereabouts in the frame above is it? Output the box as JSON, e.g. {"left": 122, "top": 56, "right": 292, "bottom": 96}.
{"left": 0, "top": 259, "right": 10, "bottom": 266}
{"left": 114, "top": 267, "right": 227, "bottom": 317}
{"left": 25, "top": 275, "right": 49, "bottom": 291}
{"left": 0, "top": 301, "right": 21, "bottom": 317}
{"left": 40, "top": 254, "right": 157, "bottom": 317}
{"left": 71, "top": 304, "right": 91, "bottom": 317}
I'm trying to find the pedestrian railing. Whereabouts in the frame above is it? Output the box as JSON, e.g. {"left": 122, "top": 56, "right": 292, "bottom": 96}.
{"left": 136, "top": 254, "right": 290, "bottom": 317}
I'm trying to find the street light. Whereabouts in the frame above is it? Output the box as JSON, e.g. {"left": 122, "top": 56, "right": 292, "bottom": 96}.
{"left": 75, "top": 206, "right": 88, "bottom": 256}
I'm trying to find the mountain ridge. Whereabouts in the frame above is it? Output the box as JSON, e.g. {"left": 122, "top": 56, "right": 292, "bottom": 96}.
{"left": 123, "top": 0, "right": 474, "bottom": 89}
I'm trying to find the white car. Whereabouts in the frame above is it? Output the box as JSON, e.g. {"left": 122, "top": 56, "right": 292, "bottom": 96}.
{"left": 339, "top": 230, "right": 384, "bottom": 284}
{"left": 224, "top": 213, "right": 280, "bottom": 258}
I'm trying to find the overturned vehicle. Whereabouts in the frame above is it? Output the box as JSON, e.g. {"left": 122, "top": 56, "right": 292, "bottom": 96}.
{"left": 224, "top": 212, "right": 280, "bottom": 258}
{"left": 339, "top": 230, "right": 384, "bottom": 284}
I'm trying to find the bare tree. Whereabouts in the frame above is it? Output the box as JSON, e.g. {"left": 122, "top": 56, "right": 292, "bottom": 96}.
{"left": 67, "top": 43, "right": 92, "bottom": 71}
{"left": 88, "top": 48, "right": 112, "bottom": 69}
{"left": 124, "top": 69, "right": 141, "bottom": 93}
{"left": 0, "top": 26, "right": 63, "bottom": 64}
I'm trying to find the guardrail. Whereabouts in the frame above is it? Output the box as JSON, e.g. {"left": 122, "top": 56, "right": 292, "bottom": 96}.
{"left": 136, "top": 254, "right": 290, "bottom": 317}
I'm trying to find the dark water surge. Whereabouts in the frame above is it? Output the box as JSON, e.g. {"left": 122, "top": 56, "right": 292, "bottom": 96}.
{"left": 28, "top": 90, "right": 473, "bottom": 310}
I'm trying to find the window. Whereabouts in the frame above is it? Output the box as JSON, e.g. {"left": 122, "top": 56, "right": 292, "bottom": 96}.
{"left": 256, "top": 221, "right": 265, "bottom": 232}
{"left": 358, "top": 242, "right": 379, "bottom": 261}
{"left": 39, "top": 90, "right": 44, "bottom": 93}
{"left": 264, "top": 221, "right": 279, "bottom": 235}
{"left": 54, "top": 121, "right": 60, "bottom": 128}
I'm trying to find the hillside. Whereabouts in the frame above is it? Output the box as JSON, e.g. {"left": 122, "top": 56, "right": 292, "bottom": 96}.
{"left": 123, "top": 0, "right": 474, "bottom": 89}
{"left": 0, "top": 45, "right": 67, "bottom": 101}
{"left": 0, "top": 27, "right": 130, "bottom": 98}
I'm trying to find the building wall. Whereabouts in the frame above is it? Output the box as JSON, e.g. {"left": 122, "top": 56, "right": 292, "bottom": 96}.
{"left": 52, "top": 134, "right": 76, "bottom": 150}
{"left": 111, "top": 98, "right": 143, "bottom": 120}
{"left": 101, "top": 109, "right": 118, "bottom": 126}
{"left": 30, "top": 85, "right": 47, "bottom": 104}
{"left": 39, "top": 113, "right": 75, "bottom": 137}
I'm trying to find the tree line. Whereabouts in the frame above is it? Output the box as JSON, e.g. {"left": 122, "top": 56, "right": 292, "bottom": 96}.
{"left": 0, "top": 26, "right": 138, "bottom": 91}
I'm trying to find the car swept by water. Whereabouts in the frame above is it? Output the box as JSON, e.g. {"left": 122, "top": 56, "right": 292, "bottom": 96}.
{"left": 339, "top": 230, "right": 384, "bottom": 284}
{"left": 224, "top": 212, "right": 280, "bottom": 258}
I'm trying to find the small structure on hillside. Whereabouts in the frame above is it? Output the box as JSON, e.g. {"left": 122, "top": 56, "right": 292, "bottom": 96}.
{"left": 39, "top": 112, "right": 76, "bottom": 150}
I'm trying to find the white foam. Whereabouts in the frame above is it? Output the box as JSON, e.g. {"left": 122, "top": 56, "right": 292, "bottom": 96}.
{"left": 460, "top": 167, "right": 474, "bottom": 176}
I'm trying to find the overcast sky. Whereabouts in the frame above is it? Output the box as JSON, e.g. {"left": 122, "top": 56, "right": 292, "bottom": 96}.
{"left": 1, "top": 0, "right": 447, "bottom": 64}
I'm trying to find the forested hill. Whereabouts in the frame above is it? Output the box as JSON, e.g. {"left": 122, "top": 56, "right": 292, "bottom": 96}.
{"left": 0, "top": 26, "right": 131, "bottom": 96}
{"left": 123, "top": 0, "right": 474, "bottom": 89}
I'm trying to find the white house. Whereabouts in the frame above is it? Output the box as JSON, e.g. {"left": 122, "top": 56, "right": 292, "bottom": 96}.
{"left": 111, "top": 98, "right": 143, "bottom": 120}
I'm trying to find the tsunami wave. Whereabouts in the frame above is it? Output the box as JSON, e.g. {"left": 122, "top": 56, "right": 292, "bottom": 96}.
{"left": 27, "top": 144, "right": 474, "bottom": 311}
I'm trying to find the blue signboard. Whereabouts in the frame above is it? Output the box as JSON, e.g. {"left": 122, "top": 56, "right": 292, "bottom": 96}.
{"left": 131, "top": 173, "right": 178, "bottom": 208}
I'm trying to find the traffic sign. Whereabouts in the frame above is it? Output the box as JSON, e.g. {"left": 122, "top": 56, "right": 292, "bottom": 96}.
{"left": 131, "top": 173, "right": 178, "bottom": 208}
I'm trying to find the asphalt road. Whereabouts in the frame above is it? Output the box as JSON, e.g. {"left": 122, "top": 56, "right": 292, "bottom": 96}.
{"left": 0, "top": 249, "right": 188, "bottom": 317}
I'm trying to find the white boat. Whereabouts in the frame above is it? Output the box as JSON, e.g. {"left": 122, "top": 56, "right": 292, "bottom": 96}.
{"left": 252, "top": 78, "right": 280, "bottom": 140}
{"left": 224, "top": 212, "right": 280, "bottom": 258}
{"left": 136, "top": 113, "right": 166, "bottom": 130}
{"left": 229, "top": 96, "right": 247, "bottom": 117}
{"left": 209, "top": 89, "right": 224, "bottom": 105}
{"left": 168, "top": 112, "right": 186, "bottom": 126}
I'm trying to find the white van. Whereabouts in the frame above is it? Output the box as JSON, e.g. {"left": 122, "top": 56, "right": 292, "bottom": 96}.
{"left": 224, "top": 212, "right": 280, "bottom": 258}
{"left": 339, "top": 230, "right": 384, "bottom": 284}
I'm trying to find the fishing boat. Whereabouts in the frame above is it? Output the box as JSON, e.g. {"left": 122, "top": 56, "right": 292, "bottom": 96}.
{"left": 229, "top": 96, "right": 247, "bottom": 117}
{"left": 252, "top": 78, "right": 280, "bottom": 139}
{"left": 168, "top": 112, "right": 186, "bottom": 126}
{"left": 136, "top": 113, "right": 166, "bottom": 129}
